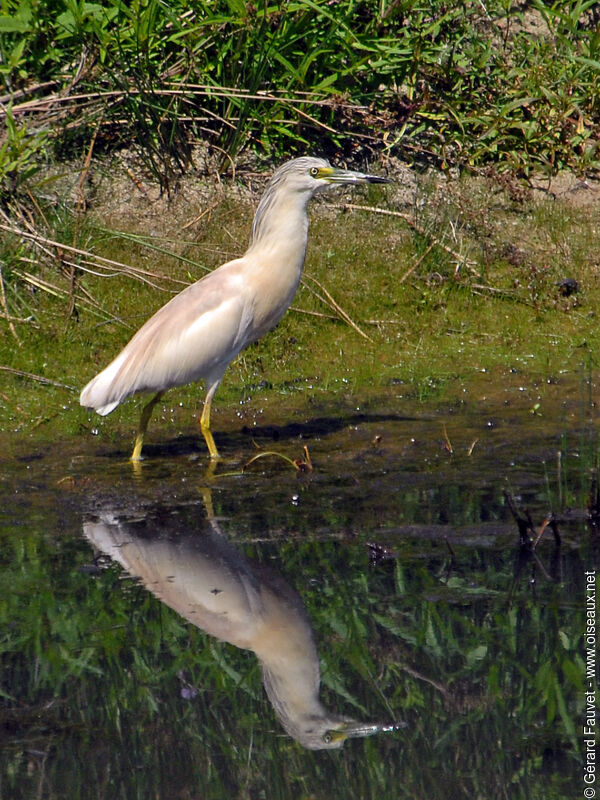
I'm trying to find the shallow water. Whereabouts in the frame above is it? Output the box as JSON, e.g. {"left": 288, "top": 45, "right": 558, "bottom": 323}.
{"left": 0, "top": 382, "right": 592, "bottom": 799}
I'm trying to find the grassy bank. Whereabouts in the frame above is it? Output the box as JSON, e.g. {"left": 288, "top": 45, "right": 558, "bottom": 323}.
{"left": 0, "top": 159, "right": 598, "bottom": 453}
{"left": 0, "top": 1, "right": 599, "bottom": 450}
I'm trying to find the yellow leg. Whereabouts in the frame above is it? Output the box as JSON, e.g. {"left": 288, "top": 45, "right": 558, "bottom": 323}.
{"left": 200, "top": 388, "right": 221, "bottom": 460}
{"left": 131, "top": 391, "right": 164, "bottom": 462}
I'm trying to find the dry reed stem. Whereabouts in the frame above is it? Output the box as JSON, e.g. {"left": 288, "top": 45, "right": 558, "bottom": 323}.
{"left": 182, "top": 200, "right": 220, "bottom": 231}
{"left": 290, "top": 307, "right": 337, "bottom": 321}
{"left": 0, "top": 80, "right": 58, "bottom": 106}
{"left": 0, "top": 265, "right": 21, "bottom": 344}
{"left": 77, "top": 122, "right": 100, "bottom": 213}
{"left": 0, "top": 365, "right": 76, "bottom": 391}
{"left": 301, "top": 273, "right": 374, "bottom": 342}
{"left": 331, "top": 202, "right": 481, "bottom": 278}
{"left": 5, "top": 85, "right": 344, "bottom": 141}
{"left": 12, "top": 267, "right": 130, "bottom": 326}
{"left": 398, "top": 240, "right": 436, "bottom": 284}
{"left": 0, "top": 222, "right": 187, "bottom": 289}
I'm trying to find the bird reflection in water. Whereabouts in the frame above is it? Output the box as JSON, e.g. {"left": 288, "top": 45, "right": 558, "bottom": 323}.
{"left": 83, "top": 493, "right": 399, "bottom": 750}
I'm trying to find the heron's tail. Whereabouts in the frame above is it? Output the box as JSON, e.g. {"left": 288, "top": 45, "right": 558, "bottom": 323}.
{"left": 80, "top": 353, "right": 128, "bottom": 415}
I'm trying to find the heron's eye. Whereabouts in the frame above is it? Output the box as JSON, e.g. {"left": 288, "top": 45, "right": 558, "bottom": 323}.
{"left": 309, "top": 167, "right": 320, "bottom": 177}
{"left": 322, "top": 732, "right": 332, "bottom": 743}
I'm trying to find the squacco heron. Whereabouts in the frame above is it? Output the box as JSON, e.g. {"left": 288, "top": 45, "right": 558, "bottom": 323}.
{"left": 80, "top": 157, "right": 388, "bottom": 460}
{"left": 84, "top": 500, "right": 396, "bottom": 749}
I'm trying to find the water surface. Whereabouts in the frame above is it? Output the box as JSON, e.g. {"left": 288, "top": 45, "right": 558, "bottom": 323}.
{"left": 1, "top": 384, "right": 590, "bottom": 798}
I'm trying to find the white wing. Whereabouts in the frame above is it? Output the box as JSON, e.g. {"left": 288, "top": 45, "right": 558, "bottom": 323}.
{"left": 80, "top": 259, "right": 255, "bottom": 413}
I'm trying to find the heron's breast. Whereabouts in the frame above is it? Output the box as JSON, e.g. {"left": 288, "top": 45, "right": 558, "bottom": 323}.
{"left": 249, "top": 251, "right": 306, "bottom": 336}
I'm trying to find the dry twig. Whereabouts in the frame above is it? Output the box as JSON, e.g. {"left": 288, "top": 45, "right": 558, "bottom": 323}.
{"left": 0, "top": 222, "right": 188, "bottom": 289}
{"left": 301, "top": 273, "right": 373, "bottom": 342}
{"left": 0, "top": 365, "right": 76, "bottom": 392}
{"left": 0, "top": 265, "right": 21, "bottom": 344}
{"left": 331, "top": 202, "right": 481, "bottom": 278}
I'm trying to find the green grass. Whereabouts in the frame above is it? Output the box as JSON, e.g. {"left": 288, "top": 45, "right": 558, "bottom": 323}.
{"left": 0, "top": 0, "right": 599, "bottom": 196}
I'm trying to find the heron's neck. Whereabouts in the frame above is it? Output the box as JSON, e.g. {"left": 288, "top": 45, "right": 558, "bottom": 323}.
{"left": 243, "top": 188, "right": 313, "bottom": 333}
{"left": 246, "top": 188, "right": 311, "bottom": 264}
{"left": 260, "top": 657, "right": 329, "bottom": 736}
{"left": 252, "top": 582, "right": 325, "bottom": 723}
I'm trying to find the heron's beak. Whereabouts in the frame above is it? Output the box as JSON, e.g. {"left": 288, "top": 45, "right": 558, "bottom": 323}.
{"left": 324, "top": 720, "right": 405, "bottom": 744}
{"left": 320, "top": 166, "right": 390, "bottom": 185}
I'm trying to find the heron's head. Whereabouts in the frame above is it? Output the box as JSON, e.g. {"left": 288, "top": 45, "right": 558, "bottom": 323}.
{"left": 250, "top": 157, "right": 389, "bottom": 246}
{"left": 268, "top": 156, "right": 389, "bottom": 197}
{"left": 293, "top": 713, "right": 402, "bottom": 751}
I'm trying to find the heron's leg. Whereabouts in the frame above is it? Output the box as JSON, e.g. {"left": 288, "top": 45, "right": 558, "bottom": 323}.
{"left": 200, "top": 379, "right": 222, "bottom": 460}
{"left": 199, "top": 486, "right": 216, "bottom": 520}
{"left": 131, "top": 391, "right": 165, "bottom": 462}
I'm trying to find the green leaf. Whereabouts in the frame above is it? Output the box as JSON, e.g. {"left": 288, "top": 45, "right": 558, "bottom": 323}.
{"left": 0, "top": 15, "right": 30, "bottom": 32}
{"left": 561, "top": 658, "right": 584, "bottom": 692}
{"left": 466, "top": 645, "right": 488, "bottom": 666}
